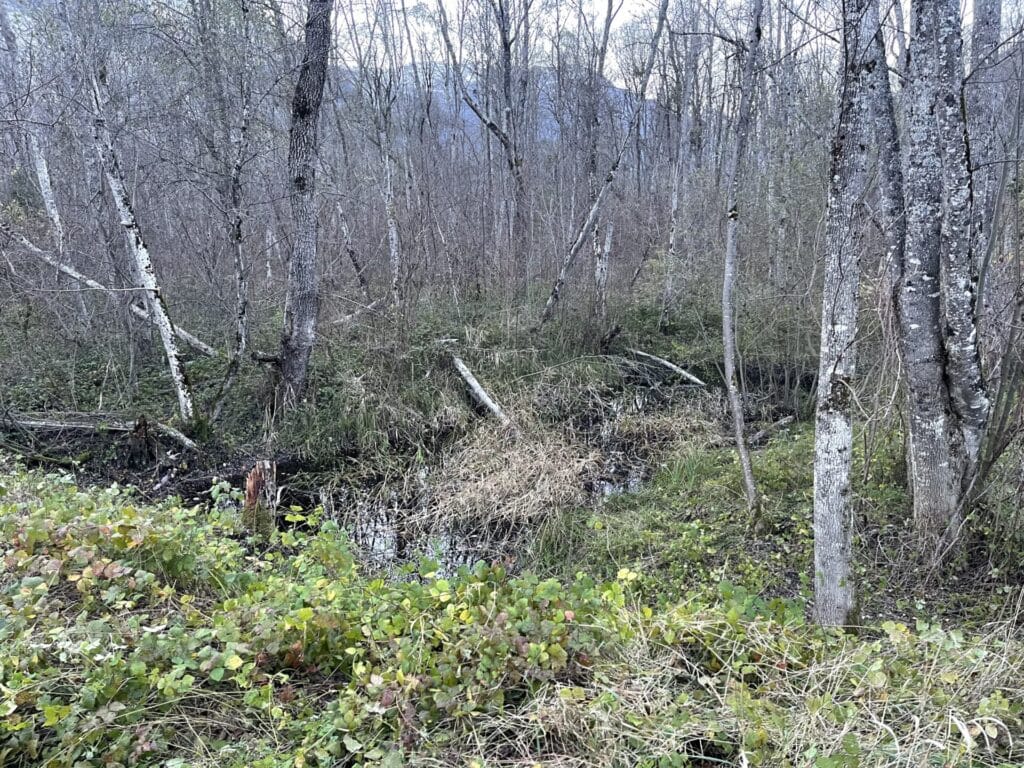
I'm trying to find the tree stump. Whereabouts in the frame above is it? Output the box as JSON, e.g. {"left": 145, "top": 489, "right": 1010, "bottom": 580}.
{"left": 125, "top": 415, "right": 160, "bottom": 468}
{"left": 243, "top": 460, "right": 277, "bottom": 538}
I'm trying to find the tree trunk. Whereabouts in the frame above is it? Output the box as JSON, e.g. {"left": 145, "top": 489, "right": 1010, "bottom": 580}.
{"left": 380, "top": 129, "right": 404, "bottom": 308}
{"left": 934, "top": 0, "right": 990, "bottom": 474}
{"left": 278, "top": 0, "right": 334, "bottom": 405}
{"left": 721, "top": 0, "right": 764, "bottom": 514}
{"left": 813, "top": 0, "right": 881, "bottom": 628}
{"left": 90, "top": 76, "right": 196, "bottom": 424}
{"left": 594, "top": 223, "right": 612, "bottom": 326}
{"left": 969, "top": 0, "right": 1002, "bottom": 285}
{"left": 212, "top": 106, "right": 252, "bottom": 424}
{"left": 0, "top": 220, "right": 216, "bottom": 357}
{"left": 900, "top": 0, "right": 988, "bottom": 550}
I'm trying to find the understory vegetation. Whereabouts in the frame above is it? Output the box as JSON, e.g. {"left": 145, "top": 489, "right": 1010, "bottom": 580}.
{"left": 2, "top": 385, "right": 1023, "bottom": 766}
{"left": 2, "top": 301, "right": 1023, "bottom": 766}
{"left": 3, "top": 0, "right": 1024, "bottom": 762}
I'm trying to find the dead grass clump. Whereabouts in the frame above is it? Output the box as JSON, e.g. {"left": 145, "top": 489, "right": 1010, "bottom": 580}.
{"left": 605, "top": 395, "right": 720, "bottom": 453}
{"left": 422, "top": 421, "right": 600, "bottom": 528}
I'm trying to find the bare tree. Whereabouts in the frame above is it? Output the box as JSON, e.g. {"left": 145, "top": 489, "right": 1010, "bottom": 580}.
{"left": 537, "top": 0, "right": 670, "bottom": 327}
{"left": 436, "top": 0, "right": 532, "bottom": 287}
{"left": 659, "top": 12, "right": 702, "bottom": 331}
{"left": 721, "top": 0, "right": 765, "bottom": 514}
{"left": 899, "top": 0, "right": 988, "bottom": 551}
{"left": 279, "top": 0, "right": 335, "bottom": 404}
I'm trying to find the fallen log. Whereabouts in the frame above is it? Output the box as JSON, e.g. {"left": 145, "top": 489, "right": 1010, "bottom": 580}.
{"left": 749, "top": 414, "right": 796, "bottom": 446}
{"left": 0, "top": 221, "right": 217, "bottom": 357}
{"left": 2, "top": 412, "right": 199, "bottom": 452}
{"left": 452, "top": 356, "right": 512, "bottom": 427}
{"left": 708, "top": 415, "right": 797, "bottom": 449}
{"left": 332, "top": 297, "right": 383, "bottom": 325}
{"left": 627, "top": 349, "right": 706, "bottom": 387}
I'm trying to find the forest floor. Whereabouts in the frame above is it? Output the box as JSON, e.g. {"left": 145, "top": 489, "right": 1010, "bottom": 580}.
{"left": 1, "top": 307, "right": 1023, "bottom": 766}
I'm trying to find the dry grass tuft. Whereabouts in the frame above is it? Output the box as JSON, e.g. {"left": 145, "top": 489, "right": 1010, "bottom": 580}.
{"left": 420, "top": 419, "right": 600, "bottom": 529}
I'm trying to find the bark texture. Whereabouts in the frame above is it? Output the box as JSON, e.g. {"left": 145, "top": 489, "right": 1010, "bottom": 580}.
{"left": 935, "top": 0, "right": 990, "bottom": 470}
{"left": 968, "top": 0, "right": 1002, "bottom": 284}
{"left": 813, "top": 0, "right": 880, "bottom": 628}
{"left": 279, "top": 0, "right": 335, "bottom": 404}
{"left": 900, "top": 0, "right": 989, "bottom": 549}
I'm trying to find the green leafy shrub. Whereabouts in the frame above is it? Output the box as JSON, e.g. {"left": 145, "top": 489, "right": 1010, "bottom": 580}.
{"left": 1, "top": 460, "right": 1022, "bottom": 767}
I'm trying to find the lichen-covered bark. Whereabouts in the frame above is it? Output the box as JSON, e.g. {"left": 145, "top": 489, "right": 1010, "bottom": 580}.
{"left": 933, "top": 0, "right": 990, "bottom": 474}
{"left": 814, "top": 0, "right": 881, "bottom": 628}
{"left": 968, "top": 0, "right": 1002, "bottom": 280}
{"left": 722, "top": 0, "right": 765, "bottom": 513}
{"left": 899, "top": 0, "right": 988, "bottom": 549}
{"left": 279, "top": 0, "right": 334, "bottom": 404}
{"left": 863, "top": 9, "right": 905, "bottom": 296}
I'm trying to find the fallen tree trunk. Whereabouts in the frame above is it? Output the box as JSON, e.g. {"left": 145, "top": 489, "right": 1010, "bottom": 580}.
{"left": 0, "top": 221, "right": 217, "bottom": 358}
{"left": 452, "top": 356, "right": 511, "bottom": 427}
{"left": 3, "top": 412, "right": 199, "bottom": 452}
{"left": 331, "top": 297, "right": 383, "bottom": 326}
{"left": 708, "top": 415, "right": 797, "bottom": 449}
{"left": 627, "top": 349, "right": 707, "bottom": 387}
{"left": 750, "top": 414, "right": 795, "bottom": 446}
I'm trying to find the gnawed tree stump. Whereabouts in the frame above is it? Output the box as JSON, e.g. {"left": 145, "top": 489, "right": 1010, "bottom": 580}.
{"left": 243, "top": 460, "right": 277, "bottom": 538}
{"left": 126, "top": 416, "right": 161, "bottom": 468}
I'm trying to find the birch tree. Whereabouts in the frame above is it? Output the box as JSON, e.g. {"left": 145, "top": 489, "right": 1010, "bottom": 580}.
{"left": 279, "top": 0, "right": 335, "bottom": 404}
{"left": 89, "top": 72, "right": 197, "bottom": 424}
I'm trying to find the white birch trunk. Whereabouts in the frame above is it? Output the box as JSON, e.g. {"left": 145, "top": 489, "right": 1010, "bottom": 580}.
{"left": 0, "top": 220, "right": 216, "bottom": 357}
{"left": 212, "top": 105, "right": 252, "bottom": 424}
{"left": 90, "top": 77, "right": 196, "bottom": 424}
